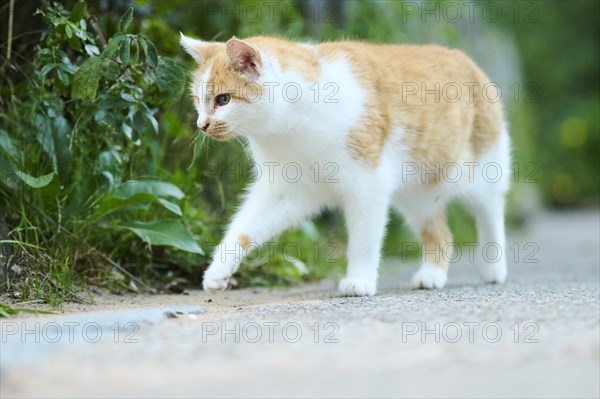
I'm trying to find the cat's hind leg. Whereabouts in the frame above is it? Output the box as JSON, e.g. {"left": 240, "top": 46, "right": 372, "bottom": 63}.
{"left": 461, "top": 129, "right": 510, "bottom": 284}
{"left": 409, "top": 209, "right": 453, "bottom": 289}
{"left": 461, "top": 187, "right": 508, "bottom": 284}
{"left": 394, "top": 186, "right": 454, "bottom": 289}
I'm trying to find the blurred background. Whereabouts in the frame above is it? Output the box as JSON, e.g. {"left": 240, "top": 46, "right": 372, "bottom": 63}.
{"left": 0, "top": 0, "right": 598, "bottom": 306}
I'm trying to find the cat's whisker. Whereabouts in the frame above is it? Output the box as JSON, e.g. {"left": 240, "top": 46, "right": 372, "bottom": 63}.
{"left": 191, "top": 129, "right": 202, "bottom": 141}
{"left": 232, "top": 135, "right": 252, "bottom": 161}
{"left": 195, "top": 133, "right": 208, "bottom": 151}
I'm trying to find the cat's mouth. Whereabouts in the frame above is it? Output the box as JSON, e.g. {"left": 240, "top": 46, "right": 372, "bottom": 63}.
{"left": 205, "top": 121, "right": 235, "bottom": 141}
{"left": 209, "top": 131, "right": 236, "bottom": 141}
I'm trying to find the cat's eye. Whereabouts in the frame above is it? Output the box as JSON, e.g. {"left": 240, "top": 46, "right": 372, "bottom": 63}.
{"left": 215, "top": 94, "right": 231, "bottom": 106}
{"left": 192, "top": 95, "right": 199, "bottom": 105}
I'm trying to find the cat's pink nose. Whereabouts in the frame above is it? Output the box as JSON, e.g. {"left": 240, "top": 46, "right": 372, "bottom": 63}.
{"left": 198, "top": 121, "right": 210, "bottom": 131}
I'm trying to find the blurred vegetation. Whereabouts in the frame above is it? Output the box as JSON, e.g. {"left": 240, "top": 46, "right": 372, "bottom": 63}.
{"left": 0, "top": 0, "right": 598, "bottom": 306}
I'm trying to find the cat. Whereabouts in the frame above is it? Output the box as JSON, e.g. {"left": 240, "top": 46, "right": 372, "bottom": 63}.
{"left": 180, "top": 34, "right": 510, "bottom": 296}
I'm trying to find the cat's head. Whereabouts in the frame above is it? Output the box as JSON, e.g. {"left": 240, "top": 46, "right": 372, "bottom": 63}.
{"left": 180, "top": 34, "right": 266, "bottom": 141}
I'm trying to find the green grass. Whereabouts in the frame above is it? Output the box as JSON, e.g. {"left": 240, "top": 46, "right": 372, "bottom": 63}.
{"left": 0, "top": 303, "right": 55, "bottom": 318}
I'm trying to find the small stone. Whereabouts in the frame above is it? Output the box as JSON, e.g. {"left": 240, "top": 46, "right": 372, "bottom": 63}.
{"left": 164, "top": 311, "right": 177, "bottom": 319}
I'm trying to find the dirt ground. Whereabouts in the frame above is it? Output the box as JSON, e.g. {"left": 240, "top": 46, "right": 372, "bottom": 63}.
{"left": 1, "top": 210, "right": 599, "bottom": 398}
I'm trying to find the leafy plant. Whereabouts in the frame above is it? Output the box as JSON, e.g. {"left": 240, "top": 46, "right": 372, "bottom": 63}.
{"left": 0, "top": 2, "right": 199, "bottom": 303}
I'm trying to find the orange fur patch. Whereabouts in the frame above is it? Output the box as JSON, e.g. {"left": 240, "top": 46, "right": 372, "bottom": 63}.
{"left": 207, "top": 53, "right": 264, "bottom": 101}
{"left": 318, "top": 42, "right": 503, "bottom": 171}
{"left": 247, "top": 36, "right": 321, "bottom": 83}
{"left": 420, "top": 210, "right": 453, "bottom": 271}
{"left": 318, "top": 42, "right": 394, "bottom": 168}
{"left": 189, "top": 42, "right": 262, "bottom": 103}
{"left": 238, "top": 234, "right": 251, "bottom": 250}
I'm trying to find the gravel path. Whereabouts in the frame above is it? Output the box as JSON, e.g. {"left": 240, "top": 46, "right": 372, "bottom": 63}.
{"left": 1, "top": 210, "right": 599, "bottom": 398}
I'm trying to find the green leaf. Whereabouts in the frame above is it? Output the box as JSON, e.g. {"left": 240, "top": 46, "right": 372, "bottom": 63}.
{"left": 119, "top": 7, "right": 134, "bottom": 33}
{"left": 0, "top": 159, "right": 17, "bottom": 190}
{"left": 55, "top": 50, "right": 70, "bottom": 64}
{"left": 113, "top": 180, "right": 185, "bottom": 199}
{"left": 56, "top": 68, "right": 69, "bottom": 86}
{"left": 58, "top": 61, "right": 76, "bottom": 74}
{"left": 146, "top": 113, "right": 159, "bottom": 134}
{"left": 122, "top": 123, "right": 133, "bottom": 139}
{"left": 37, "top": 48, "right": 52, "bottom": 62}
{"left": 76, "top": 21, "right": 88, "bottom": 38}
{"left": 130, "top": 39, "right": 139, "bottom": 65}
{"left": 156, "top": 57, "right": 186, "bottom": 105}
{"left": 101, "top": 171, "right": 115, "bottom": 191}
{"left": 95, "top": 193, "right": 182, "bottom": 217}
{"left": 56, "top": 23, "right": 66, "bottom": 36}
{"left": 0, "top": 304, "right": 55, "bottom": 318}
{"left": 120, "top": 37, "right": 130, "bottom": 65}
{"left": 68, "top": 34, "right": 81, "bottom": 51}
{"left": 146, "top": 43, "right": 158, "bottom": 67}
{"left": 65, "top": 24, "right": 73, "bottom": 38}
{"left": 120, "top": 93, "right": 136, "bottom": 102}
{"left": 84, "top": 44, "right": 100, "bottom": 56}
{"left": 0, "top": 129, "right": 20, "bottom": 162}
{"left": 98, "top": 149, "right": 121, "bottom": 170}
{"left": 157, "top": 198, "right": 182, "bottom": 215}
{"left": 116, "top": 220, "right": 203, "bottom": 254}
{"left": 72, "top": 56, "right": 102, "bottom": 100}
{"left": 102, "top": 33, "right": 124, "bottom": 58}
{"left": 34, "top": 114, "right": 55, "bottom": 161}
{"left": 40, "top": 63, "right": 55, "bottom": 77}
{"left": 52, "top": 116, "right": 73, "bottom": 187}
{"left": 71, "top": 2, "right": 87, "bottom": 22}
{"left": 100, "top": 58, "right": 119, "bottom": 80}
{"left": 132, "top": 111, "right": 146, "bottom": 134}
{"left": 139, "top": 35, "right": 158, "bottom": 68}
{"left": 14, "top": 171, "right": 55, "bottom": 188}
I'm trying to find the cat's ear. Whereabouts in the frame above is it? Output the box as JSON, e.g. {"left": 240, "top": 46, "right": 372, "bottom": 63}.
{"left": 225, "top": 37, "right": 262, "bottom": 81}
{"left": 180, "top": 33, "right": 208, "bottom": 63}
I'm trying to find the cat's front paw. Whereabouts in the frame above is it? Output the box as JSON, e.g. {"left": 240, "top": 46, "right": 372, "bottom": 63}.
{"left": 202, "top": 267, "right": 232, "bottom": 293}
{"left": 411, "top": 265, "right": 447, "bottom": 290}
{"left": 339, "top": 277, "right": 377, "bottom": 296}
{"left": 478, "top": 261, "right": 507, "bottom": 284}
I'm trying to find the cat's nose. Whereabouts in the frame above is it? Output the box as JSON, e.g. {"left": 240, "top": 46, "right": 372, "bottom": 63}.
{"left": 197, "top": 120, "right": 210, "bottom": 131}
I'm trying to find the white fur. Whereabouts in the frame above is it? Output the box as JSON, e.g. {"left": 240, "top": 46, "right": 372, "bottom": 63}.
{"left": 186, "top": 40, "right": 511, "bottom": 296}
{"left": 195, "top": 66, "right": 212, "bottom": 128}
{"left": 459, "top": 127, "right": 510, "bottom": 285}
{"left": 411, "top": 264, "right": 448, "bottom": 289}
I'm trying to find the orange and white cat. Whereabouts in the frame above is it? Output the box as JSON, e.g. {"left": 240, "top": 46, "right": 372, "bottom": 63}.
{"left": 181, "top": 34, "right": 510, "bottom": 296}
